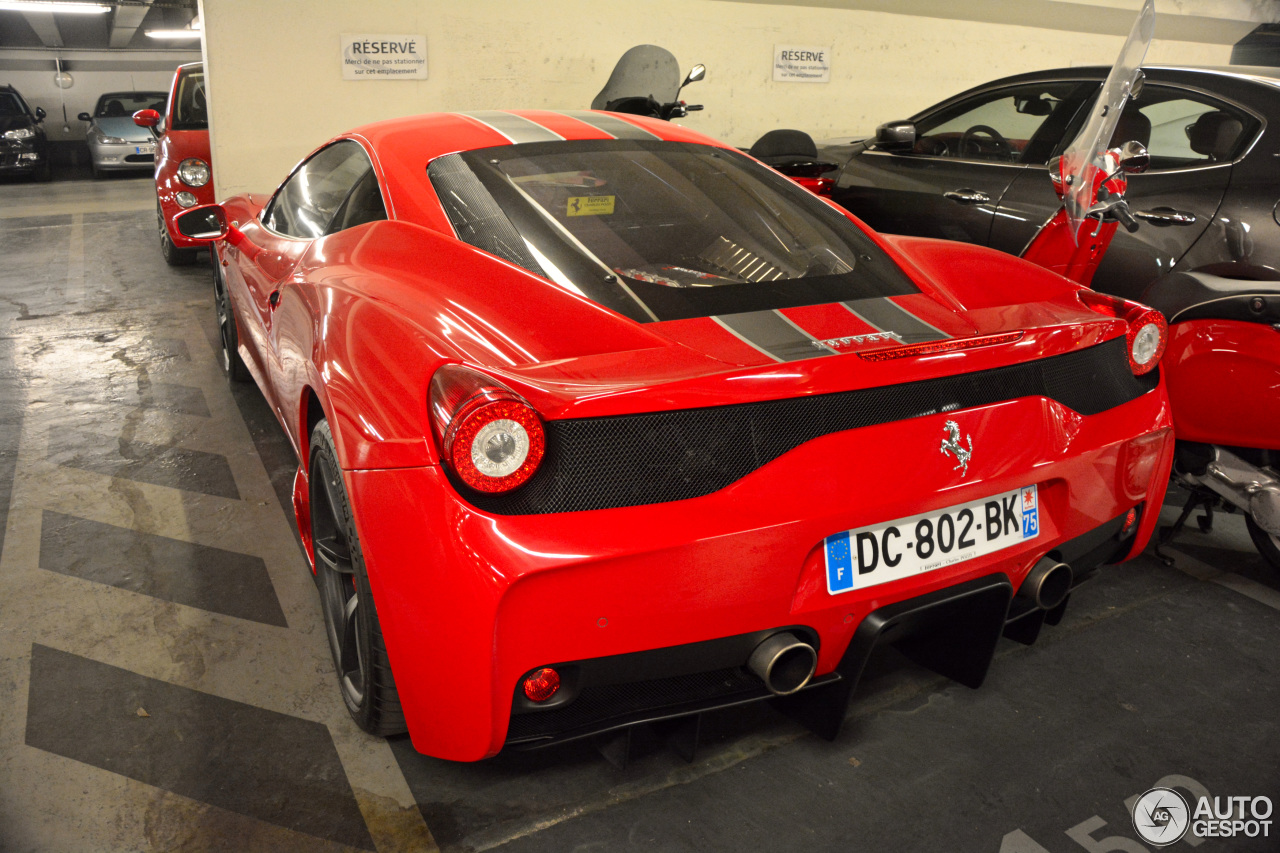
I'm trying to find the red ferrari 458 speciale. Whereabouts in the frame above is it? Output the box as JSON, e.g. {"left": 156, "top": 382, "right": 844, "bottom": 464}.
{"left": 174, "top": 109, "right": 1174, "bottom": 761}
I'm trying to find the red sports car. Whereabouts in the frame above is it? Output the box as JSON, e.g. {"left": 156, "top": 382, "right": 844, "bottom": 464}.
{"left": 174, "top": 109, "right": 1174, "bottom": 761}
{"left": 133, "top": 62, "right": 213, "bottom": 266}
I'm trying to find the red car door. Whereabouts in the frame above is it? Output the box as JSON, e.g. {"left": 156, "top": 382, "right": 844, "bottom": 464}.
{"left": 225, "top": 217, "right": 309, "bottom": 411}
{"left": 228, "top": 141, "right": 387, "bottom": 418}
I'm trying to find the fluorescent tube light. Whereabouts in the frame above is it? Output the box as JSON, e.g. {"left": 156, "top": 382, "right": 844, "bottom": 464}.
{"left": 0, "top": 1, "right": 111, "bottom": 12}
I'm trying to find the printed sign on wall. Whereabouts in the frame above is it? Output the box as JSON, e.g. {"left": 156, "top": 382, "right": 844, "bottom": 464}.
{"left": 773, "top": 45, "right": 831, "bottom": 83}
{"left": 341, "top": 34, "right": 428, "bottom": 80}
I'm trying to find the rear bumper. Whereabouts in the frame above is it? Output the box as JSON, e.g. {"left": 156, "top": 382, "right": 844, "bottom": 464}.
{"left": 345, "top": 387, "right": 1173, "bottom": 761}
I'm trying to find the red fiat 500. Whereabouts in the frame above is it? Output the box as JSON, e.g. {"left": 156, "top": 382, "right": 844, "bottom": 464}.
{"left": 173, "top": 110, "right": 1175, "bottom": 761}
{"left": 133, "top": 62, "right": 212, "bottom": 266}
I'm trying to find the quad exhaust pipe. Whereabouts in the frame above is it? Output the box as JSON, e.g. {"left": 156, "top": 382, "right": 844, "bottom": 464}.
{"left": 1018, "top": 557, "right": 1073, "bottom": 611}
{"left": 1181, "top": 446, "right": 1280, "bottom": 537}
{"left": 748, "top": 632, "right": 817, "bottom": 696}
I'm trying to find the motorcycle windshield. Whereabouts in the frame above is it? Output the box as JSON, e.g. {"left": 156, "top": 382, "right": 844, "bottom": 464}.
{"left": 591, "top": 45, "right": 681, "bottom": 110}
{"left": 1061, "top": 0, "right": 1155, "bottom": 241}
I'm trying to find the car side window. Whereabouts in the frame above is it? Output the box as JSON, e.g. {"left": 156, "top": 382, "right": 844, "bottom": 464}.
{"left": 1116, "top": 86, "right": 1256, "bottom": 169}
{"left": 911, "top": 82, "right": 1086, "bottom": 164}
{"left": 263, "top": 141, "right": 382, "bottom": 239}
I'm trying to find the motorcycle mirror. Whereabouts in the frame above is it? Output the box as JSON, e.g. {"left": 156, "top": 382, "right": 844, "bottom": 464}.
{"left": 681, "top": 64, "right": 706, "bottom": 89}
{"left": 1130, "top": 69, "right": 1146, "bottom": 102}
{"left": 875, "top": 121, "right": 916, "bottom": 152}
{"left": 1117, "top": 140, "right": 1150, "bottom": 174}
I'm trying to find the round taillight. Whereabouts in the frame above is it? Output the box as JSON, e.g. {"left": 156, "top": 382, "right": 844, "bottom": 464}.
{"left": 446, "top": 399, "right": 545, "bottom": 492}
{"left": 429, "top": 365, "right": 546, "bottom": 494}
{"left": 523, "top": 667, "right": 560, "bottom": 702}
{"left": 1126, "top": 309, "right": 1166, "bottom": 375}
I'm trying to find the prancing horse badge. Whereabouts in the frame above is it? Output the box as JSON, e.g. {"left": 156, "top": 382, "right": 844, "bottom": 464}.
{"left": 941, "top": 420, "right": 973, "bottom": 477}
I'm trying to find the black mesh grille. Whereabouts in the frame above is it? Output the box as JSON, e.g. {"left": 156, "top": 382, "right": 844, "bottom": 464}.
{"left": 465, "top": 336, "right": 1158, "bottom": 515}
{"left": 506, "top": 667, "right": 766, "bottom": 743}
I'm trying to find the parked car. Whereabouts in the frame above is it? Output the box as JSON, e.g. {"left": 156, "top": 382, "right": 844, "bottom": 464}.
{"left": 132, "top": 62, "right": 212, "bottom": 265}
{"left": 819, "top": 65, "right": 1280, "bottom": 304}
{"left": 172, "top": 109, "right": 1174, "bottom": 761}
{"left": 0, "top": 84, "right": 49, "bottom": 181}
{"left": 78, "top": 90, "right": 166, "bottom": 177}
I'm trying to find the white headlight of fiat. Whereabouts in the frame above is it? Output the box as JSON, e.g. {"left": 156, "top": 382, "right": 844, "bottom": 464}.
{"left": 177, "top": 158, "right": 210, "bottom": 187}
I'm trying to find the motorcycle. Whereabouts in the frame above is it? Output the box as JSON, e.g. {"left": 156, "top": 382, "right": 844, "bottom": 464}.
{"left": 1017, "top": 0, "right": 1280, "bottom": 570}
{"left": 591, "top": 45, "right": 705, "bottom": 120}
{"left": 593, "top": 47, "right": 838, "bottom": 196}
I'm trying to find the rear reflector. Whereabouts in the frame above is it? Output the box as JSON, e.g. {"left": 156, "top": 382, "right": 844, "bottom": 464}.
{"left": 522, "top": 667, "right": 560, "bottom": 702}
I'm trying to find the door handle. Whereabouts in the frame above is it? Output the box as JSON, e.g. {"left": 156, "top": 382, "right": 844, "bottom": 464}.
{"left": 943, "top": 189, "right": 991, "bottom": 205}
{"left": 1133, "top": 207, "right": 1197, "bottom": 226}
{"left": 268, "top": 290, "right": 280, "bottom": 309}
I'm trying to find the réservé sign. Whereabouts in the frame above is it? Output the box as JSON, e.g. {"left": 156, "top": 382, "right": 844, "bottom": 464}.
{"left": 341, "top": 34, "right": 428, "bottom": 80}
{"left": 773, "top": 44, "right": 831, "bottom": 83}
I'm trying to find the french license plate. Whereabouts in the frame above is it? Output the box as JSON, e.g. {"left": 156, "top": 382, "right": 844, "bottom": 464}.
{"left": 825, "top": 485, "right": 1039, "bottom": 595}
{"left": 135, "top": 145, "right": 153, "bottom": 155}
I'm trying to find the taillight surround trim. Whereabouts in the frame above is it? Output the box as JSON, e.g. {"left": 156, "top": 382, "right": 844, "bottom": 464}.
{"left": 429, "top": 365, "right": 547, "bottom": 494}
{"left": 1076, "top": 290, "right": 1167, "bottom": 376}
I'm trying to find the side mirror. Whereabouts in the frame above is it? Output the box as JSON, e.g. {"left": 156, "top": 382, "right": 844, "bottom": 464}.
{"left": 34, "top": 106, "right": 46, "bottom": 121}
{"left": 77, "top": 111, "right": 91, "bottom": 122}
{"left": 1117, "top": 140, "right": 1150, "bottom": 174}
{"left": 681, "top": 63, "right": 706, "bottom": 89}
{"left": 875, "top": 121, "right": 916, "bottom": 153}
{"left": 132, "top": 108, "right": 160, "bottom": 128}
{"left": 174, "top": 204, "right": 227, "bottom": 241}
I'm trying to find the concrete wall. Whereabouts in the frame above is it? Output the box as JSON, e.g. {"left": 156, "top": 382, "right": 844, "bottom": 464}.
{"left": 0, "top": 49, "right": 200, "bottom": 142}
{"left": 199, "top": 0, "right": 1238, "bottom": 200}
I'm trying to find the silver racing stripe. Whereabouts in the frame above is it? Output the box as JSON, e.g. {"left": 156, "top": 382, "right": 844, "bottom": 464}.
{"left": 561, "top": 110, "right": 662, "bottom": 140}
{"left": 455, "top": 111, "right": 565, "bottom": 144}
{"left": 840, "top": 297, "right": 950, "bottom": 343}
{"left": 712, "top": 310, "right": 834, "bottom": 362}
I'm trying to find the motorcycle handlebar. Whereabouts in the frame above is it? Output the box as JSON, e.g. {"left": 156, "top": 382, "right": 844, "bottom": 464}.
{"left": 1113, "top": 203, "right": 1140, "bottom": 233}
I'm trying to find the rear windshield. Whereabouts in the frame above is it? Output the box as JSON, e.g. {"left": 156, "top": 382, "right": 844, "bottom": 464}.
{"left": 429, "top": 140, "right": 917, "bottom": 323}
{"left": 94, "top": 92, "right": 167, "bottom": 118}
{"left": 171, "top": 70, "right": 207, "bottom": 130}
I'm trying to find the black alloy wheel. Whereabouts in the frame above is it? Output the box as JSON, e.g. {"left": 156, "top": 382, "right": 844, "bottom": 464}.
{"left": 212, "top": 260, "right": 251, "bottom": 383}
{"left": 309, "top": 421, "right": 405, "bottom": 735}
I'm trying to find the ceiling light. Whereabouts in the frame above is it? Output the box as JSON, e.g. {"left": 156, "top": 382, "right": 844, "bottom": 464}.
{"left": 145, "top": 29, "right": 202, "bottom": 39}
{"left": 0, "top": 1, "right": 110, "bottom": 13}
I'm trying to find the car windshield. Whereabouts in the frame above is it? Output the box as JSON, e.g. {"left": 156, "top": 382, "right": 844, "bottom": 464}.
{"left": 430, "top": 140, "right": 918, "bottom": 323}
{"left": 171, "top": 70, "right": 207, "bottom": 130}
{"left": 0, "top": 93, "right": 26, "bottom": 118}
{"left": 94, "top": 91, "right": 167, "bottom": 118}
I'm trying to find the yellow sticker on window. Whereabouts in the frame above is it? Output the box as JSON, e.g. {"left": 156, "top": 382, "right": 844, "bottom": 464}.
{"left": 567, "top": 196, "right": 615, "bottom": 217}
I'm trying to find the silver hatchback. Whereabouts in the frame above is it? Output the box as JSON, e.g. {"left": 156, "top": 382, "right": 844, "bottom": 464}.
{"left": 78, "top": 91, "right": 166, "bottom": 176}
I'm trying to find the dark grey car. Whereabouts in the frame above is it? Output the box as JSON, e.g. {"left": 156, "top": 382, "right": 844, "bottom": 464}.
{"left": 821, "top": 65, "right": 1280, "bottom": 303}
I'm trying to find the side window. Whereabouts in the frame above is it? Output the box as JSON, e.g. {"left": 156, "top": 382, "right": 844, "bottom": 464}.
{"left": 912, "top": 82, "right": 1086, "bottom": 164}
{"left": 263, "top": 141, "right": 382, "bottom": 239}
{"left": 1117, "top": 86, "right": 1256, "bottom": 169}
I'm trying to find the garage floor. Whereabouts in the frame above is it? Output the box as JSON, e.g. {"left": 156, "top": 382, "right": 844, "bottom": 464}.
{"left": 1, "top": 176, "right": 1277, "bottom": 853}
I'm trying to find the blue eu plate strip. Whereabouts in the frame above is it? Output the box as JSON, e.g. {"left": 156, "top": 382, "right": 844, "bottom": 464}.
{"left": 825, "top": 531, "right": 853, "bottom": 593}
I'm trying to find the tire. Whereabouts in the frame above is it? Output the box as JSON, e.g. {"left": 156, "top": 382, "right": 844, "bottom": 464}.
{"left": 1245, "top": 513, "right": 1280, "bottom": 572}
{"left": 213, "top": 261, "right": 251, "bottom": 383}
{"left": 309, "top": 421, "right": 406, "bottom": 736}
{"left": 158, "top": 199, "right": 198, "bottom": 266}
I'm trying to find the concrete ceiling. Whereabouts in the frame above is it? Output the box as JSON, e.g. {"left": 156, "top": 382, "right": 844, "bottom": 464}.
{"left": 0, "top": 0, "right": 195, "bottom": 50}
